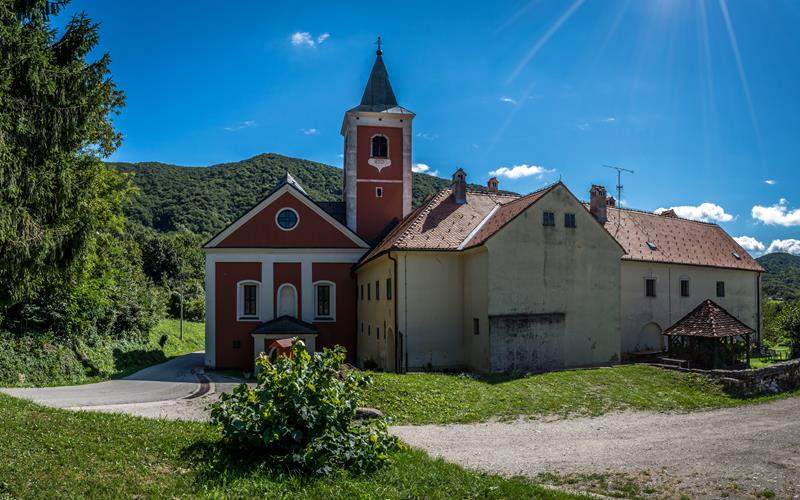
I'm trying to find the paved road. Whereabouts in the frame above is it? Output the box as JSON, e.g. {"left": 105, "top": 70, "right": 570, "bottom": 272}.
{"left": 393, "top": 397, "right": 800, "bottom": 498}
{"left": 0, "top": 352, "right": 204, "bottom": 408}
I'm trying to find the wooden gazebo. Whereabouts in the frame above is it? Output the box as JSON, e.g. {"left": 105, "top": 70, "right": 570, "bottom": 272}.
{"left": 663, "top": 299, "right": 753, "bottom": 369}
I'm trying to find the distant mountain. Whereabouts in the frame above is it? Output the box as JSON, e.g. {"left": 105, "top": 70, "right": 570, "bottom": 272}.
{"left": 757, "top": 252, "right": 800, "bottom": 301}
{"left": 111, "top": 153, "right": 495, "bottom": 235}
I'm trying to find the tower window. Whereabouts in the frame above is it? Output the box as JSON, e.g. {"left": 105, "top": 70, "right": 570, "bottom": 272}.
{"left": 371, "top": 135, "right": 388, "bottom": 158}
{"left": 376, "top": 187, "right": 383, "bottom": 198}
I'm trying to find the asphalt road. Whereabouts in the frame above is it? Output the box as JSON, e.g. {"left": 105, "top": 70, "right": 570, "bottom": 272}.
{"left": 392, "top": 397, "right": 800, "bottom": 498}
{"left": 0, "top": 352, "right": 204, "bottom": 408}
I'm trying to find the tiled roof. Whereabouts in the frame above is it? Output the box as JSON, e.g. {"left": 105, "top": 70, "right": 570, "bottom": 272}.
{"left": 601, "top": 207, "right": 763, "bottom": 272}
{"left": 664, "top": 299, "right": 755, "bottom": 338}
{"left": 359, "top": 183, "right": 763, "bottom": 274}
{"left": 360, "top": 188, "right": 517, "bottom": 263}
{"left": 251, "top": 315, "right": 318, "bottom": 336}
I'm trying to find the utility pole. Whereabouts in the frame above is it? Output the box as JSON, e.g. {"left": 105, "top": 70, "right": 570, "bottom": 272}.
{"left": 603, "top": 164, "right": 634, "bottom": 230}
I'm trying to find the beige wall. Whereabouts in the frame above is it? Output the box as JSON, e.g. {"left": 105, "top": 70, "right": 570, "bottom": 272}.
{"left": 484, "top": 184, "right": 624, "bottom": 371}
{"left": 461, "top": 248, "right": 490, "bottom": 372}
{"left": 621, "top": 261, "right": 761, "bottom": 353}
{"left": 396, "top": 251, "right": 464, "bottom": 370}
{"left": 356, "top": 255, "right": 395, "bottom": 370}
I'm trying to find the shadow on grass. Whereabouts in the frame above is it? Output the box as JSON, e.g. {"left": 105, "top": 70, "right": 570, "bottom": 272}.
{"left": 110, "top": 348, "right": 168, "bottom": 379}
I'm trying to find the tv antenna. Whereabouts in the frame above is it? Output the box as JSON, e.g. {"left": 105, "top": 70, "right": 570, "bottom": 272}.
{"left": 603, "top": 164, "right": 634, "bottom": 230}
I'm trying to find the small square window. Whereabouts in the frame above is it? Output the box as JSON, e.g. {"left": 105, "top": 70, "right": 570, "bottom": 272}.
{"left": 647, "top": 241, "right": 657, "bottom": 251}
{"left": 564, "top": 213, "right": 576, "bottom": 228}
{"left": 543, "top": 212, "right": 555, "bottom": 226}
{"left": 473, "top": 318, "right": 480, "bottom": 336}
{"left": 716, "top": 281, "right": 725, "bottom": 298}
{"left": 376, "top": 187, "right": 383, "bottom": 198}
{"left": 680, "top": 279, "right": 690, "bottom": 297}
{"left": 386, "top": 278, "right": 392, "bottom": 300}
{"left": 645, "top": 278, "right": 656, "bottom": 297}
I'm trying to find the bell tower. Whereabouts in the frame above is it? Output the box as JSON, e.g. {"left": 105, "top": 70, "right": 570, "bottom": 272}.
{"left": 341, "top": 40, "right": 414, "bottom": 243}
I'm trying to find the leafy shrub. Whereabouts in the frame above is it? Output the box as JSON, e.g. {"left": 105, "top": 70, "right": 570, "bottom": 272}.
{"left": 210, "top": 341, "right": 398, "bottom": 475}
{"left": 778, "top": 302, "right": 800, "bottom": 356}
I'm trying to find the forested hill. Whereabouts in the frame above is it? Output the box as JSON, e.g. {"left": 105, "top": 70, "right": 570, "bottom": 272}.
{"left": 757, "top": 252, "right": 800, "bottom": 301}
{"left": 111, "top": 153, "right": 472, "bottom": 234}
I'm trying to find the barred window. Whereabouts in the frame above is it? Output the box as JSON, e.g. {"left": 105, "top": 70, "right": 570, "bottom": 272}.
{"left": 371, "top": 135, "right": 388, "bottom": 158}
{"left": 543, "top": 212, "right": 555, "bottom": 226}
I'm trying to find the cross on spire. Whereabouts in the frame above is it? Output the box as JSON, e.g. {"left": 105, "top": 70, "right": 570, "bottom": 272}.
{"left": 375, "top": 36, "right": 383, "bottom": 55}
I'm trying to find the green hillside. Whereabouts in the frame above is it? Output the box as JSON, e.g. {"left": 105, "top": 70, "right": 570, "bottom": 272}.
{"left": 111, "top": 153, "right": 481, "bottom": 234}
{"left": 757, "top": 252, "right": 800, "bottom": 301}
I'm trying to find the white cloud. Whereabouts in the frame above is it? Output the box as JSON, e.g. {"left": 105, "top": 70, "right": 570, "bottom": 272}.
{"left": 733, "top": 236, "right": 765, "bottom": 254}
{"left": 223, "top": 120, "right": 256, "bottom": 132}
{"left": 290, "top": 31, "right": 330, "bottom": 47}
{"left": 301, "top": 128, "right": 319, "bottom": 135}
{"left": 412, "top": 163, "right": 438, "bottom": 176}
{"left": 576, "top": 122, "right": 591, "bottom": 131}
{"left": 600, "top": 117, "right": 616, "bottom": 123}
{"left": 654, "top": 203, "right": 734, "bottom": 223}
{"left": 752, "top": 198, "right": 800, "bottom": 226}
{"left": 416, "top": 132, "right": 438, "bottom": 141}
{"left": 499, "top": 96, "right": 517, "bottom": 105}
{"left": 765, "top": 179, "right": 776, "bottom": 185}
{"left": 767, "top": 239, "right": 800, "bottom": 255}
{"left": 489, "top": 164, "right": 553, "bottom": 180}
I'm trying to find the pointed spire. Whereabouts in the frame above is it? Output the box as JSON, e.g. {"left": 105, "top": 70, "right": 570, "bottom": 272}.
{"left": 359, "top": 37, "right": 398, "bottom": 110}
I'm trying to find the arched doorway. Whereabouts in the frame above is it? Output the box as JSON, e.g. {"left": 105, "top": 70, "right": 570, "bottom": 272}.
{"left": 277, "top": 283, "right": 298, "bottom": 318}
{"left": 637, "top": 322, "right": 663, "bottom": 352}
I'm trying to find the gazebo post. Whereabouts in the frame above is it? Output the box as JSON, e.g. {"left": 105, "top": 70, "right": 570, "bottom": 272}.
{"left": 746, "top": 333, "right": 751, "bottom": 368}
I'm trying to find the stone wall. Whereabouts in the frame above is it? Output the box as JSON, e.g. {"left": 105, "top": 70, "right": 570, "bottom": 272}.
{"left": 655, "top": 359, "right": 800, "bottom": 397}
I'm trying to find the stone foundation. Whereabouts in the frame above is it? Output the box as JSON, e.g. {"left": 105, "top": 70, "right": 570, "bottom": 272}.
{"left": 654, "top": 358, "right": 800, "bottom": 397}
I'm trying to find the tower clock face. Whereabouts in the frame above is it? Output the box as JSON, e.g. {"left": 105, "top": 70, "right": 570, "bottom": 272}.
{"left": 368, "top": 157, "right": 392, "bottom": 172}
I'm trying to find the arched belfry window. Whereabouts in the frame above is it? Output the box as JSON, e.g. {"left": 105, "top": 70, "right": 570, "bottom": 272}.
{"left": 371, "top": 135, "right": 388, "bottom": 158}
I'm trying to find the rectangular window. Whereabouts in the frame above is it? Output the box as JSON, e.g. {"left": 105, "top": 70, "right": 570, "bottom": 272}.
{"left": 316, "top": 284, "right": 331, "bottom": 318}
{"left": 376, "top": 187, "right": 383, "bottom": 198}
{"left": 645, "top": 278, "right": 656, "bottom": 297}
{"left": 543, "top": 211, "right": 555, "bottom": 226}
{"left": 717, "top": 281, "right": 725, "bottom": 298}
{"left": 367, "top": 283, "right": 371, "bottom": 300}
{"left": 375, "top": 280, "right": 380, "bottom": 300}
{"left": 361, "top": 322, "right": 364, "bottom": 334}
{"left": 368, "top": 325, "right": 371, "bottom": 336}
{"left": 360, "top": 284, "right": 364, "bottom": 300}
{"left": 386, "top": 278, "right": 392, "bottom": 300}
{"left": 680, "top": 279, "right": 690, "bottom": 297}
{"left": 376, "top": 327, "right": 380, "bottom": 340}
{"left": 564, "top": 213, "right": 576, "bottom": 228}
{"left": 473, "top": 318, "right": 480, "bottom": 336}
{"left": 232, "top": 340, "right": 241, "bottom": 349}
{"left": 243, "top": 284, "right": 258, "bottom": 317}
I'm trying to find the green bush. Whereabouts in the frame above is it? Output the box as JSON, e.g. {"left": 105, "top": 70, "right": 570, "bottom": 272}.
{"left": 210, "top": 341, "right": 398, "bottom": 475}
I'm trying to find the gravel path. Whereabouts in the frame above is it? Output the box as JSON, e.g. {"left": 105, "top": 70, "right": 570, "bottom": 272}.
{"left": 392, "top": 397, "right": 800, "bottom": 498}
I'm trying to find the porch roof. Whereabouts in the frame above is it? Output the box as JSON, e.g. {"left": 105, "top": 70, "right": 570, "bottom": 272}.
{"left": 663, "top": 299, "right": 755, "bottom": 338}
{"left": 250, "top": 315, "right": 318, "bottom": 336}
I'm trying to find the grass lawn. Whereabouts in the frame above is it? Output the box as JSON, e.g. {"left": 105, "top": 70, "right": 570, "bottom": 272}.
{"left": 0, "top": 394, "right": 579, "bottom": 500}
{"left": 363, "top": 364, "right": 800, "bottom": 425}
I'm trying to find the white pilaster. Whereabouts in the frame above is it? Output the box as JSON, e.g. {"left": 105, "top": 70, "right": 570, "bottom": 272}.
{"left": 261, "top": 257, "right": 274, "bottom": 321}
{"left": 344, "top": 119, "right": 358, "bottom": 232}
{"left": 402, "top": 121, "right": 413, "bottom": 217}
{"left": 204, "top": 255, "right": 216, "bottom": 368}
{"left": 301, "top": 260, "right": 313, "bottom": 322}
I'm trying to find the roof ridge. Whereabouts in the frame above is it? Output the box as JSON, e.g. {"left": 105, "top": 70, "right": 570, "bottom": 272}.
{"left": 609, "top": 205, "right": 722, "bottom": 227}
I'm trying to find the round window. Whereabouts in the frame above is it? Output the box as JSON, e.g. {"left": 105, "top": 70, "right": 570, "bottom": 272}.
{"left": 276, "top": 208, "right": 298, "bottom": 230}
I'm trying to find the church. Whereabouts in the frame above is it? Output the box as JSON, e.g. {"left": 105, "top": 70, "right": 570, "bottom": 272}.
{"left": 203, "top": 47, "right": 763, "bottom": 373}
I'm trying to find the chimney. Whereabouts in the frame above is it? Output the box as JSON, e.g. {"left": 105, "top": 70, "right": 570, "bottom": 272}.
{"left": 452, "top": 168, "right": 467, "bottom": 205}
{"left": 589, "top": 185, "right": 608, "bottom": 223}
{"left": 487, "top": 177, "right": 499, "bottom": 193}
{"left": 606, "top": 196, "right": 616, "bottom": 208}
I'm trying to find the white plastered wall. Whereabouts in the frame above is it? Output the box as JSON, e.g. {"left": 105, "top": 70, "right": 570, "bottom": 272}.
{"left": 355, "top": 255, "right": 396, "bottom": 370}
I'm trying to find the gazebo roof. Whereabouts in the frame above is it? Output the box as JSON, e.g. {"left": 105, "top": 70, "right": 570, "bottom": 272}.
{"left": 251, "top": 316, "right": 318, "bottom": 336}
{"left": 663, "top": 299, "right": 755, "bottom": 338}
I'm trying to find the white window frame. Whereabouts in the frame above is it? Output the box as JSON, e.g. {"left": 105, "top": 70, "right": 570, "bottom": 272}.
{"left": 375, "top": 186, "right": 384, "bottom": 198}
{"left": 644, "top": 277, "right": 657, "bottom": 298}
{"left": 276, "top": 283, "right": 298, "bottom": 318}
{"left": 237, "top": 280, "right": 261, "bottom": 321}
{"left": 274, "top": 207, "right": 299, "bottom": 231}
{"left": 313, "top": 280, "right": 336, "bottom": 322}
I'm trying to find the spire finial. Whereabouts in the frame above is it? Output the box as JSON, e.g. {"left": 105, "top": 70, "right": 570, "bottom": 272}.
{"left": 375, "top": 36, "right": 382, "bottom": 56}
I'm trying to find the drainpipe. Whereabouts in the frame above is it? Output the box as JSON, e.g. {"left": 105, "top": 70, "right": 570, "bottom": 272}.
{"left": 387, "top": 252, "right": 401, "bottom": 373}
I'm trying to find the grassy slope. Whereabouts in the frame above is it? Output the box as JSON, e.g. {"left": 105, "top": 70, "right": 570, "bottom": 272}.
{"left": 363, "top": 364, "right": 799, "bottom": 425}
{"left": 0, "top": 395, "right": 576, "bottom": 500}
{"left": 757, "top": 252, "right": 800, "bottom": 301}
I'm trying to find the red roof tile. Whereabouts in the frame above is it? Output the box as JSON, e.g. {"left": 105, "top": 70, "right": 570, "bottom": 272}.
{"left": 601, "top": 207, "right": 763, "bottom": 272}
{"left": 664, "top": 299, "right": 755, "bottom": 338}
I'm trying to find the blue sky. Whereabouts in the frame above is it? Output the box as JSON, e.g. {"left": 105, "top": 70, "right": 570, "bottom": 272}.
{"left": 63, "top": 0, "right": 800, "bottom": 255}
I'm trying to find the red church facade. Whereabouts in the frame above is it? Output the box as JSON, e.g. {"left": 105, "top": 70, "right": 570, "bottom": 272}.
{"left": 204, "top": 47, "right": 413, "bottom": 371}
